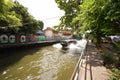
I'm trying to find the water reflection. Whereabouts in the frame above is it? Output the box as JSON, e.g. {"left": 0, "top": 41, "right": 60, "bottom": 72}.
{"left": 0, "top": 44, "right": 80, "bottom": 80}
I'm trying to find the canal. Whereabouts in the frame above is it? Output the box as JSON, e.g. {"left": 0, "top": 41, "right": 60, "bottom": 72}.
{"left": 0, "top": 43, "right": 80, "bottom": 80}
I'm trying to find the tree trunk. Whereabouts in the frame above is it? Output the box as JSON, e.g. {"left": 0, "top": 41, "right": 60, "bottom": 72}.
{"left": 95, "top": 31, "right": 101, "bottom": 47}
{"left": 117, "top": 54, "right": 120, "bottom": 69}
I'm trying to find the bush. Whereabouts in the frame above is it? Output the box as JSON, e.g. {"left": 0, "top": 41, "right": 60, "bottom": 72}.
{"left": 110, "top": 68, "right": 120, "bottom": 80}
{"left": 111, "top": 42, "right": 120, "bottom": 68}
{"left": 101, "top": 52, "right": 115, "bottom": 66}
{"left": 110, "top": 75, "right": 118, "bottom": 80}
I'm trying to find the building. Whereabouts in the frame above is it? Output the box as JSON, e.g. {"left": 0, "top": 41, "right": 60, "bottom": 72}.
{"left": 62, "top": 29, "right": 72, "bottom": 39}
{"left": 44, "top": 27, "right": 55, "bottom": 40}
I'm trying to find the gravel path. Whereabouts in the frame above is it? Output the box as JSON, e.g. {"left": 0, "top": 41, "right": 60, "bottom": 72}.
{"left": 78, "top": 41, "right": 110, "bottom": 80}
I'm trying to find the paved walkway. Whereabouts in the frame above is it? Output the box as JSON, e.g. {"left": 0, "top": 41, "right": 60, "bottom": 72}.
{"left": 78, "top": 41, "right": 110, "bottom": 80}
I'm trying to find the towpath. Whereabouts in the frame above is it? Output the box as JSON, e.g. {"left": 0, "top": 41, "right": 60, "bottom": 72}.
{"left": 78, "top": 41, "right": 110, "bottom": 80}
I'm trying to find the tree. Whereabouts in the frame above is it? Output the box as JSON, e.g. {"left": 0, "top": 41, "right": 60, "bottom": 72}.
{"left": 37, "top": 20, "right": 44, "bottom": 30}
{"left": 13, "top": 1, "right": 44, "bottom": 34}
{"left": 55, "top": 0, "right": 81, "bottom": 31}
{"left": 55, "top": 0, "right": 120, "bottom": 47}
{"left": 103, "top": 0, "right": 120, "bottom": 35}
{"left": 79, "top": 0, "right": 106, "bottom": 46}
{"left": 79, "top": 0, "right": 120, "bottom": 47}
{"left": 0, "top": 0, "right": 21, "bottom": 29}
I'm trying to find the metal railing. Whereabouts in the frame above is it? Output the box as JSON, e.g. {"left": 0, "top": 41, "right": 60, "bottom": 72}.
{"left": 70, "top": 41, "right": 87, "bottom": 80}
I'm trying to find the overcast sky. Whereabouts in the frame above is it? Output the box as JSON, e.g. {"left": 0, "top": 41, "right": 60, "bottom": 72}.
{"left": 16, "top": 0, "right": 64, "bottom": 29}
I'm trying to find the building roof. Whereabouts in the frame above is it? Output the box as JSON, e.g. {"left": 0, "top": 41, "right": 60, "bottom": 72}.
{"left": 37, "top": 30, "right": 44, "bottom": 34}
{"left": 44, "top": 27, "right": 54, "bottom": 31}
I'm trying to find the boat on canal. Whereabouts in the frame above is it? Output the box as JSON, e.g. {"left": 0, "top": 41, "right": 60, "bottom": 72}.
{"left": 60, "top": 39, "right": 87, "bottom": 54}
{"left": 60, "top": 39, "right": 77, "bottom": 48}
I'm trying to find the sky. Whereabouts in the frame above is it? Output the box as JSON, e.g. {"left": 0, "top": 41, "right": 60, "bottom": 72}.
{"left": 16, "top": 0, "right": 64, "bottom": 29}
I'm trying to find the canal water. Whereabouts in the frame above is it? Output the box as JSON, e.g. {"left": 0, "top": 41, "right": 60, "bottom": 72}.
{"left": 0, "top": 43, "right": 80, "bottom": 80}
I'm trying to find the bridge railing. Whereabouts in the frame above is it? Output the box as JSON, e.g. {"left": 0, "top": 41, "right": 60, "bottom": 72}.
{"left": 70, "top": 40, "right": 87, "bottom": 80}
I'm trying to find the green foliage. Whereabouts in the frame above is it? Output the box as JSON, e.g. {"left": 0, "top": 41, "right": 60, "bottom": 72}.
{"left": 110, "top": 75, "right": 118, "bottom": 80}
{"left": 109, "top": 68, "right": 120, "bottom": 80}
{"left": 114, "top": 42, "right": 120, "bottom": 50}
{"left": 12, "top": 1, "right": 44, "bottom": 34}
{"left": 0, "top": 0, "right": 44, "bottom": 34}
{"left": 108, "top": 42, "right": 120, "bottom": 80}
{"left": 0, "top": 0, "right": 22, "bottom": 28}
{"left": 55, "top": 0, "right": 81, "bottom": 31}
{"left": 76, "top": 0, "right": 120, "bottom": 46}
{"left": 101, "top": 52, "right": 119, "bottom": 80}
{"left": 37, "top": 20, "right": 44, "bottom": 30}
{"left": 7, "top": 11, "right": 22, "bottom": 26}
{"left": 112, "top": 69, "right": 120, "bottom": 76}
{"left": 55, "top": 0, "right": 120, "bottom": 45}
{"left": 101, "top": 52, "right": 115, "bottom": 66}
{"left": 0, "top": 0, "right": 13, "bottom": 14}
{"left": 79, "top": 0, "right": 107, "bottom": 45}
{"left": 112, "top": 42, "right": 120, "bottom": 69}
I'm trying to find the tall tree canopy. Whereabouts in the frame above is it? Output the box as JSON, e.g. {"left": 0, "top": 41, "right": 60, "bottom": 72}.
{"left": 0, "top": 0, "right": 21, "bottom": 28}
{"left": 55, "top": 0, "right": 81, "bottom": 32}
{"left": 0, "top": 0, "right": 44, "bottom": 34}
{"left": 12, "top": 1, "right": 44, "bottom": 34}
{"left": 79, "top": 0, "right": 120, "bottom": 46}
{"left": 55, "top": 0, "right": 120, "bottom": 46}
